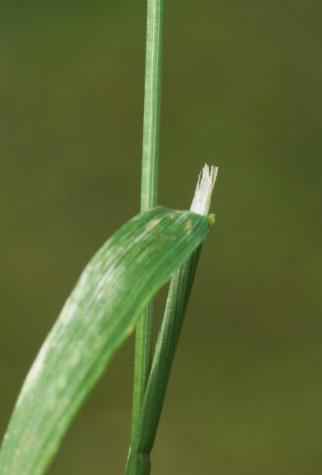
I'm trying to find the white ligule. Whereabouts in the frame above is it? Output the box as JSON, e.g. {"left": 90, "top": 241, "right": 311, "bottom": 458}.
{"left": 190, "top": 164, "right": 218, "bottom": 216}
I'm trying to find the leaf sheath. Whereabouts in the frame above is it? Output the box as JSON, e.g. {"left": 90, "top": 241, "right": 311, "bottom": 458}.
{"left": 126, "top": 246, "right": 202, "bottom": 473}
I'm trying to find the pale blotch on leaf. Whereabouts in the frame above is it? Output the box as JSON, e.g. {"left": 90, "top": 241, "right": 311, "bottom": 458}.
{"left": 184, "top": 219, "right": 193, "bottom": 234}
{"left": 146, "top": 218, "right": 161, "bottom": 231}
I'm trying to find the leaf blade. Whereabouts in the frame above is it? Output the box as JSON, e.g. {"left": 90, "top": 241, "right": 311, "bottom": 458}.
{"left": 0, "top": 207, "right": 210, "bottom": 475}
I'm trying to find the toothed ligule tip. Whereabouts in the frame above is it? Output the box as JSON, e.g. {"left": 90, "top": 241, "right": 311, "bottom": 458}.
{"left": 190, "top": 164, "right": 218, "bottom": 216}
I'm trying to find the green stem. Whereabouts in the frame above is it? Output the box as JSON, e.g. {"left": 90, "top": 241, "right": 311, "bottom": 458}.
{"left": 126, "top": 247, "right": 202, "bottom": 473}
{"left": 140, "top": 0, "right": 164, "bottom": 212}
{"left": 130, "top": 0, "right": 165, "bottom": 466}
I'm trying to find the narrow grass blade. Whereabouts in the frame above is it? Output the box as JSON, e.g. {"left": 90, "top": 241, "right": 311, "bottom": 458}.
{"left": 0, "top": 207, "right": 210, "bottom": 475}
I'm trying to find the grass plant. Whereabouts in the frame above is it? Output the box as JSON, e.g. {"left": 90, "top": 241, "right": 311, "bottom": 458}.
{"left": 0, "top": 1, "right": 218, "bottom": 474}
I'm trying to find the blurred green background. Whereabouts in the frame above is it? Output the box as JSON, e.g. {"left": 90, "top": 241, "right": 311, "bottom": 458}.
{"left": 0, "top": 1, "right": 321, "bottom": 474}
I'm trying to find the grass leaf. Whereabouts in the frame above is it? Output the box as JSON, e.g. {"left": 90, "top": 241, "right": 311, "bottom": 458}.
{"left": 0, "top": 207, "right": 211, "bottom": 475}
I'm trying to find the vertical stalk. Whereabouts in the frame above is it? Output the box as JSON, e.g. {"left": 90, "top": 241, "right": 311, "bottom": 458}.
{"left": 130, "top": 0, "right": 164, "bottom": 469}
{"left": 140, "top": 0, "right": 164, "bottom": 212}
